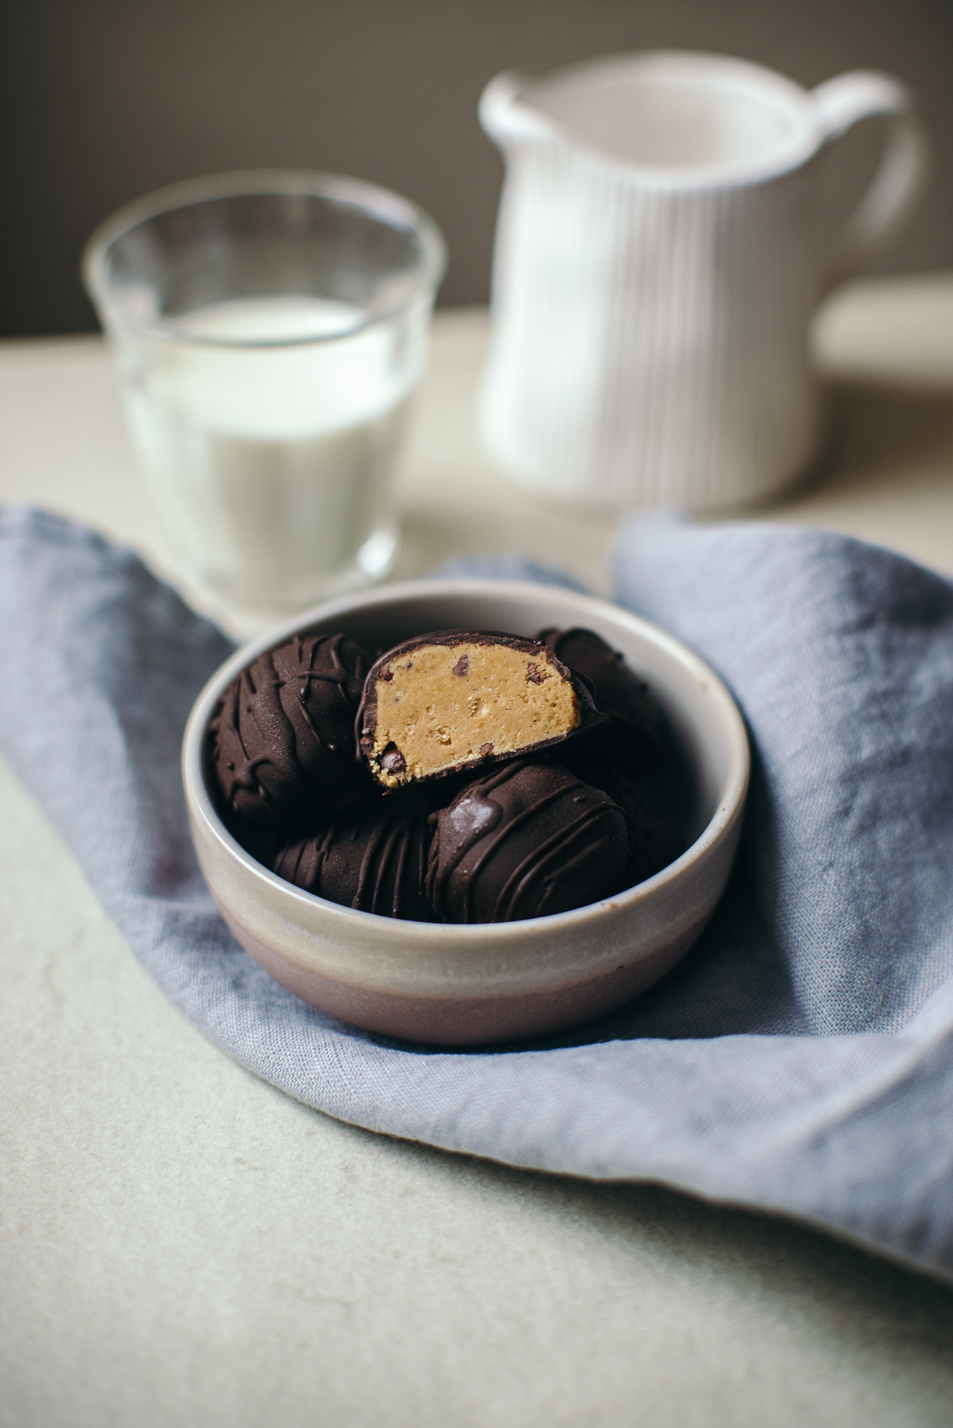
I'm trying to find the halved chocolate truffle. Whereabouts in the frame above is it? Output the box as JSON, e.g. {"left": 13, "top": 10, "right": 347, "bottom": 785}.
{"left": 535, "top": 627, "right": 663, "bottom": 775}
{"left": 272, "top": 789, "right": 435, "bottom": 921}
{"left": 210, "top": 632, "right": 372, "bottom": 827}
{"left": 359, "top": 630, "right": 606, "bottom": 789}
{"left": 426, "top": 759, "right": 628, "bottom": 923}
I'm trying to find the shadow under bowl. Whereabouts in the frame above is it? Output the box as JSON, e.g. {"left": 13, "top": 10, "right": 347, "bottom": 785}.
{"left": 182, "top": 579, "right": 750, "bottom": 1046}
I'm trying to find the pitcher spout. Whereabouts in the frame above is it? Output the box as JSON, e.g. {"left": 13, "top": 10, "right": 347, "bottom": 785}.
{"left": 479, "top": 71, "right": 557, "bottom": 151}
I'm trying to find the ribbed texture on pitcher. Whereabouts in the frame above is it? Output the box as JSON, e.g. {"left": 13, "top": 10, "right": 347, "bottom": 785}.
{"left": 479, "top": 143, "right": 822, "bottom": 511}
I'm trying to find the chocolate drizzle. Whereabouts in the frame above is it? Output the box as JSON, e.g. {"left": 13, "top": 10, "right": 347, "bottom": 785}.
{"left": 426, "top": 760, "right": 628, "bottom": 922}
{"left": 273, "top": 790, "right": 436, "bottom": 920}
{"left": 209, "top": 632, "right": 372, "bottom": 827}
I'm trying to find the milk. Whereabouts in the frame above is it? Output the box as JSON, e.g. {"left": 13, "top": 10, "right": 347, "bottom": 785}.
{"left": 121, "top": 295, "right": 416, "bottom": 610}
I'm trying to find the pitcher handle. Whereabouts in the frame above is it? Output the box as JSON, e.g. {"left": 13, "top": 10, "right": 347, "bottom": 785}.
{"left": 811, "top": 71, "right": 930, "bottom": 297}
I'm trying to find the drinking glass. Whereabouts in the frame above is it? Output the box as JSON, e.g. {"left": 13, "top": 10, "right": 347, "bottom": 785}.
{"left": 83, "top": 171, "right": 446, "bottom": 624}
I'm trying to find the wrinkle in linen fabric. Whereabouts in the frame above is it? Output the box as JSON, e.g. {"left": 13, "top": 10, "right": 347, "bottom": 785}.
{"left": 613, "top": 515, "right": 953, "bottom": 1040}
{"left": 2, "top": 505, "right": 953, "bottom": 1282}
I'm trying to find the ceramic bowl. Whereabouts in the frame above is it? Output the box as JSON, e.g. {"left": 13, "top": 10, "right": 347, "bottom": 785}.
{"left": 182, "top": 579, "right": 749, "bottom": 1045}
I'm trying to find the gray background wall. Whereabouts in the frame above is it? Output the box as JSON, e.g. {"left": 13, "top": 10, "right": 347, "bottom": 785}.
{"left": 1, "top": 0, "right": 951, "bottom": 337}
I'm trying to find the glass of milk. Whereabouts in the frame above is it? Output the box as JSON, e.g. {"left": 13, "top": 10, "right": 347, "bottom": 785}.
{"left": 83, "top": 171, "right": 446, "bottom": 625}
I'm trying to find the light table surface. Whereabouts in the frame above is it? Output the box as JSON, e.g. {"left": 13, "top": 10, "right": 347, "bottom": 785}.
{"left": 3, "top": 278, "right": 953, "bottom": 1426}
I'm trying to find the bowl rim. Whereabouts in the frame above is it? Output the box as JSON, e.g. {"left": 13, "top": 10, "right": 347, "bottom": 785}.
{"left": 182, "top": 577, "right": 750, "bottom": 940}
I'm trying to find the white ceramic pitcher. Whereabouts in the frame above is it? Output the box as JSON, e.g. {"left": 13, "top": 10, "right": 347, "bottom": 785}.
{"left": 478, "top": 51, "right": 929, "bottom": 511}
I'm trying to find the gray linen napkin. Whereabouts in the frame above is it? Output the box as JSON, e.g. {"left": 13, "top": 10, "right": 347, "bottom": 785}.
{"left": 3, "top": 504, "right": 953, "bottom": 1282}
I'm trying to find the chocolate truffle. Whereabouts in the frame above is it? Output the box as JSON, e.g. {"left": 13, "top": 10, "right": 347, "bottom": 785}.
{"left": 426, "top": 759, "right": 628, "bottom": 923}
{"left": 535, "top": 627, "right": 663, "bottom": 775}
{"left": 359, "top": 630, "right": 606, "bottom": 790}
{"left": 561, "top": 747, "right": 685, "bottom": 885}
{"left": 272, "top": 789, "right": 435, "bottom": 921}
{"left": 210, "top": 632, "right": 371, "bottom": 827}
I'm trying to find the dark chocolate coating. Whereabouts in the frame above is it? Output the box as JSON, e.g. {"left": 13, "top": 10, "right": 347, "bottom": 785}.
{"left": 358, "top": 628, "right": 607, "bottom": 784}
{"left": 210, "top": 632, "right": 372, "bottom": 828}
{"left": 535, "top": 627, "right": 663, "bottom": 775}
{"left": 561, "top": 747, "right": 685, "bottom": 886}
{"left": 426, "top": 759, "right": 628, "bottom": 923}
{"left": 272, "top": 789, "right": 436, "bottom": 920}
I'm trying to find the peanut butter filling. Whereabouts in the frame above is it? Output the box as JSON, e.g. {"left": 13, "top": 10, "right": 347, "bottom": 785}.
{"left": 367, "top": 641, "right": 581, "bottom": 787}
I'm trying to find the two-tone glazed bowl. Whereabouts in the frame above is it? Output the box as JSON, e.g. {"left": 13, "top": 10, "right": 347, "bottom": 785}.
{"left": 182, "top": 579, "right": 749, "bottom": 1045}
